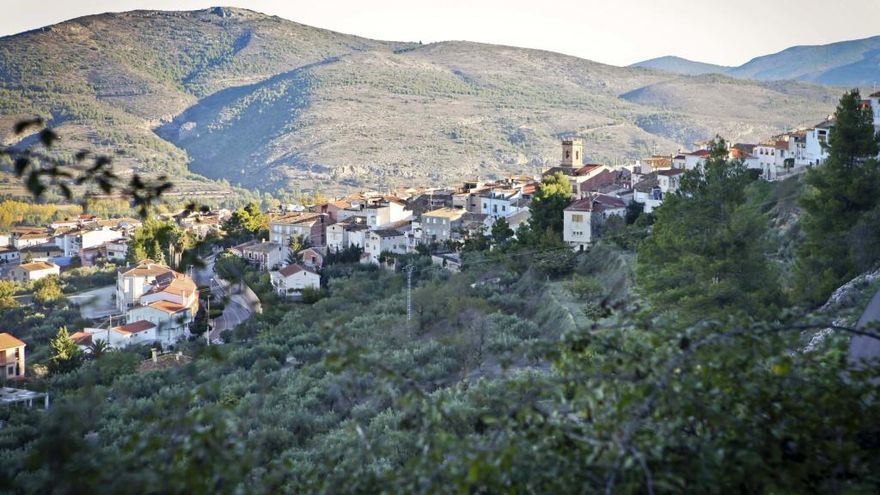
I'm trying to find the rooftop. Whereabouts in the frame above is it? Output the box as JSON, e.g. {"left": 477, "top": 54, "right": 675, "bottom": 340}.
{"left": 279, "top": 263, "right": 318, "bottom": 277}
{"left": 112, "top": 320, "right": 156, "bottom": 335}
{"left": 121, "top": 260, "right": 174, "bottom": 278}
{"left": 0, "top": 332, "right": 25, "bottom": 350}
{"left": 422, "top": 207, "right": 466, "bottom": 220}
{"left": 17, "top": 261, "right": 57, "bottom": 272}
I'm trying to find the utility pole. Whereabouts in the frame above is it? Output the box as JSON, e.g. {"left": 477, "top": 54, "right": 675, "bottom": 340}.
{"left": 405, "top": 264, "right": 414, "bottom": 326}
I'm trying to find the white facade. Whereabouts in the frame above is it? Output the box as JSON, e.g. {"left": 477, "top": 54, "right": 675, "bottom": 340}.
{"left": 9, "top": 262, "right": 59, "bottom": 283}
{"left": 365, "top": 201, "right": 412, "bottom": 229}
{"left": 563, "top": 209, "right": 593, "bottom": 251}
{"left": 271, "top": 265, "right": 320, "bottom": 296}
{"left": 126, "top": 305, "right": 192, "bottom": 346}
{"left": 56, "top": 227, "right": 123, "bottom": 257}
{"left": 364, "top": 230, "right": 407, "bottom": 264}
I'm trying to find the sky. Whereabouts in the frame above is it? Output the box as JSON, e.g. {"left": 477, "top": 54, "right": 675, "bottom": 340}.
{"left": 2, "top": 0, "right": 879, "bottom": 67}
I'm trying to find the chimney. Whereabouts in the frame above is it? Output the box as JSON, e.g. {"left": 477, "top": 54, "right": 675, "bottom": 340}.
{"left": 151, "top": 348, "right": 158, "bottom": 363}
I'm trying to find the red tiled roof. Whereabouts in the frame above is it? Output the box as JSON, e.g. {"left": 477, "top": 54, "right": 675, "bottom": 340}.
{"left": 70, "top": 332, "right": 93, "bottom": 346}
{"left": 279, "top": 264, "right": 318, "bottom": 277}
{"left": 113, "top": 320, "right": 156, "bottom": 335}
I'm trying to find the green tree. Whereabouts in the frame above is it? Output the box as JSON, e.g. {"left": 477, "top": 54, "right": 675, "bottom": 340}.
{"left": 490, "top": 217, "right": 514, "bottom": 246}
{"left": 0, "top": 280, "right": 17, "bottom": 309}
{"left": 795, "top": 89, "right": 880, "bottom": 305}
{"left": 33, "top": 276, "right": 63, "bottom": 303}
{"left": 527, "top": 172, "right": 572, "bottom": 239}
{"left": 87, "top": 339, "right": 109, "bottom": 359}
{"left": 637, "top": 138, "right": 785, "bottom": 323}
{"left": 215, "top": 251, "right": 248, "bottom": 293}
{"left": 286, "top": 234, "right": 310, "bottom": 264}
{"left": 48, "top": 326, "right": 82, "bottom": 374}
{"left": 126, "top": 218, "right": 189, "bottom": 265}
{"left": 223, "top": 202, "right": 267, "bottom": 240}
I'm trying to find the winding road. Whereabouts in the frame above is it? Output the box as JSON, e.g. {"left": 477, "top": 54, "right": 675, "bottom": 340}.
{"left": 192, "top": 253, "right": 260, "bottom": 343}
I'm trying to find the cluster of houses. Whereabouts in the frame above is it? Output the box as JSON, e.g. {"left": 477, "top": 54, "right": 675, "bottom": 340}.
{"left": 70, "top": 259, "right": 200, "bottom": 350}
{"left": 7, "top": 96, "right": 877, "bottom": 378}
{"left": 0, "top": 215, "right": 139, "bottom": 283}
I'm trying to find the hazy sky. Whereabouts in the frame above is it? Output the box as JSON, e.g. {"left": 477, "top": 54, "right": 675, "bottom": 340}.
{"left": 2, "top": 0, "right": 878, "bottom": 66}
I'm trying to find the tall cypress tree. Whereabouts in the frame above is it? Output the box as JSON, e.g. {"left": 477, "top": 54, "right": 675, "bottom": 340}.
{"left": 795, "top": 90, "right": 880, "bottom": 305}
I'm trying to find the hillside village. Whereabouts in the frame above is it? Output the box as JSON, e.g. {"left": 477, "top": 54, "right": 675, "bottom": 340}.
{"left": 1, "top": 93, "right": 878, "bottom": 377}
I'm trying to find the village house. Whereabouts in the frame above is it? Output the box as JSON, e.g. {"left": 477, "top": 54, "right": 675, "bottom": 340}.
{"left": 11, "top": 230, "right": 51, "bottom": 249}
{"left": 479, "top": 189, "right": 528, "bottom": 220}
{"left": 298, "top": 247, "right": 325, "bottom": 270}
{"left": 326, "top": 217, "right": 369, "bottom": 253}
{"left": 563, "top": 194, "right": 627, "bottom": 251}
{"left": 78, "top": 320, "right": 158, "bottom": 350}
{"left": 18, "top": 244, "right": 64, "bottom": 264}
{"left": 0, "top": 333, "right": 26, "bottom": 380}
{"left": 8, "top": 261, "right": 60, "bottom": 283}
{"left": 364, "top": 229, "right": 407, "bottom": 264}
{"left": 117, "top": 266, "right": 199, "bottom": 346}
{"left": 0, "top": 245, "right": 20, "bottom": 264}
{"left": 421, "top": 207, "right": 466, "bottom": 243}
{"left": 54, "top": 226, "right": 124, "bottom": 258}
{"left": 116, "top": 260, "right": 176, "bottom": 312}
{"left": 431, "top": 252, "right": 462, "bottom": 272}
{"left": 271, "top": 264, "right": 320, "bottom": 297}
{"left": 231, "top": 240, "right": 287, "bottom": 271}
{"left": 269, "top": 212, "right": 329, "bottom": 247}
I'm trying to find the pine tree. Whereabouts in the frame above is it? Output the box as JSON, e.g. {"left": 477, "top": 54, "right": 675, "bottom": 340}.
{"left": 636, "top": 139, "right": 785, "bottom": 323}
{"left": 49, "top": 326, "right": 82, "bottom": 374}
{"left": 794, "top": 89, "right": 880, "bottom": 305}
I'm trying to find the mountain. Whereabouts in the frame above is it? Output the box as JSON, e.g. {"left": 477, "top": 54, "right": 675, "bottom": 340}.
{"left": 0, "top": 7, "right": 841, "bottom": 194}
{"left": 630, "top": 56, "right": 730, "bottom": 76}
{"left": 631, "top": 35, "right": 880, "bottom": 88}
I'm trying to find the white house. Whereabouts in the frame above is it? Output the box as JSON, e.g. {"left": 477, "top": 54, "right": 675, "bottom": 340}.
{"left": 126, "top": 302, "right": 194, "bottom": 346}
{"left": 269, "top": 212, "right": 329, "bottom": 247}
{"left": 80, "top": 320, "right": 158, "bottom": 349}
{"left": 55, "top": 227, "right": 124, "bottom": 258}
{"left": 271, "top": 264, "right": 320, "bottom": 297}
{"left": 116, "top": 260, "right": 176, "bottom": 312}
{"left": 364, "top": 229, "right": 408, "bottom": 264}
{"left": 0, "top": 245, "right": 20, "bottom": 264}
{"left": 563, "top": 194, "right": 627, "bottom": 251}
{"left": 682, "top": 150, "right": 710, "bottom": 170}
{"left": 231, "top": 240, "right": 287, "bottom": 271}
{"left": 804, "top": 120, "right": 833, "bottom": 166}
{"left": 8, "top": 261, "right": 60, "bottom": 283}
{"left": 326, "top": 217, "right": 369, "bottom": 253}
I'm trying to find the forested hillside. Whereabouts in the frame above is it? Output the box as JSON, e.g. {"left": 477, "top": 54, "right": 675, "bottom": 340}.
{"left": 0, "top": 7, "right": 840, "bottom": 194}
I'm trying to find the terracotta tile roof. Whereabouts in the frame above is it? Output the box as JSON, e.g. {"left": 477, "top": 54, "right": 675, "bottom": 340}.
{"left": 687, "top": 149, "right": 711, "bottom": 157}
{"left": 122, "top": 260, "right": 174, "bottom": 278}
{"left": 17, "top": 261, "right": 57, "bottom": 272}
{"left": 112, "top": 320, "right": 156, "bottom": 335}
{"left": 271, "top": 212, "right": 323, "bottom": 225}
{"left": 146, "top": 300, "right": 189, "bottom": 314}
{"left": 279, "top": 263, "right": 318, "bottom": 277}
{"left": 70, "top": 332, "right": 93, "bottom": 346}
{"left": 0, "top": 332, "right": 25, "bottom": 350}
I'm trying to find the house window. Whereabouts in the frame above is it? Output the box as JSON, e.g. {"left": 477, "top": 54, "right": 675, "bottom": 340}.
{"left": 571, "top": 214, "right": 584, "bottom": 223}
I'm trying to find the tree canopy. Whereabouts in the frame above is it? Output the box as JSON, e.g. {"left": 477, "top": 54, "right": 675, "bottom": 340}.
{"left": 637, "top": 138, "right": 785, "bottom": 323}
{"left": 795, "top": 89, "right": 880, "bottom": 305}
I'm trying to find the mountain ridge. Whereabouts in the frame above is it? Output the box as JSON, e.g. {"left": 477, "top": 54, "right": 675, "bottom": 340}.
{"left": 0, "top": 7, "right": 843, "bottom": 194}
{"left": 631, "top": 35, "right": 880, "bottom": 87}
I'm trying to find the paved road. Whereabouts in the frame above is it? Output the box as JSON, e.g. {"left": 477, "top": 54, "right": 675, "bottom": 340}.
{"left": 192, "top": 253, "right": 260, "bottom": 343}
{"left": 847, "top": 287, "right": 880, "bottom": 365}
